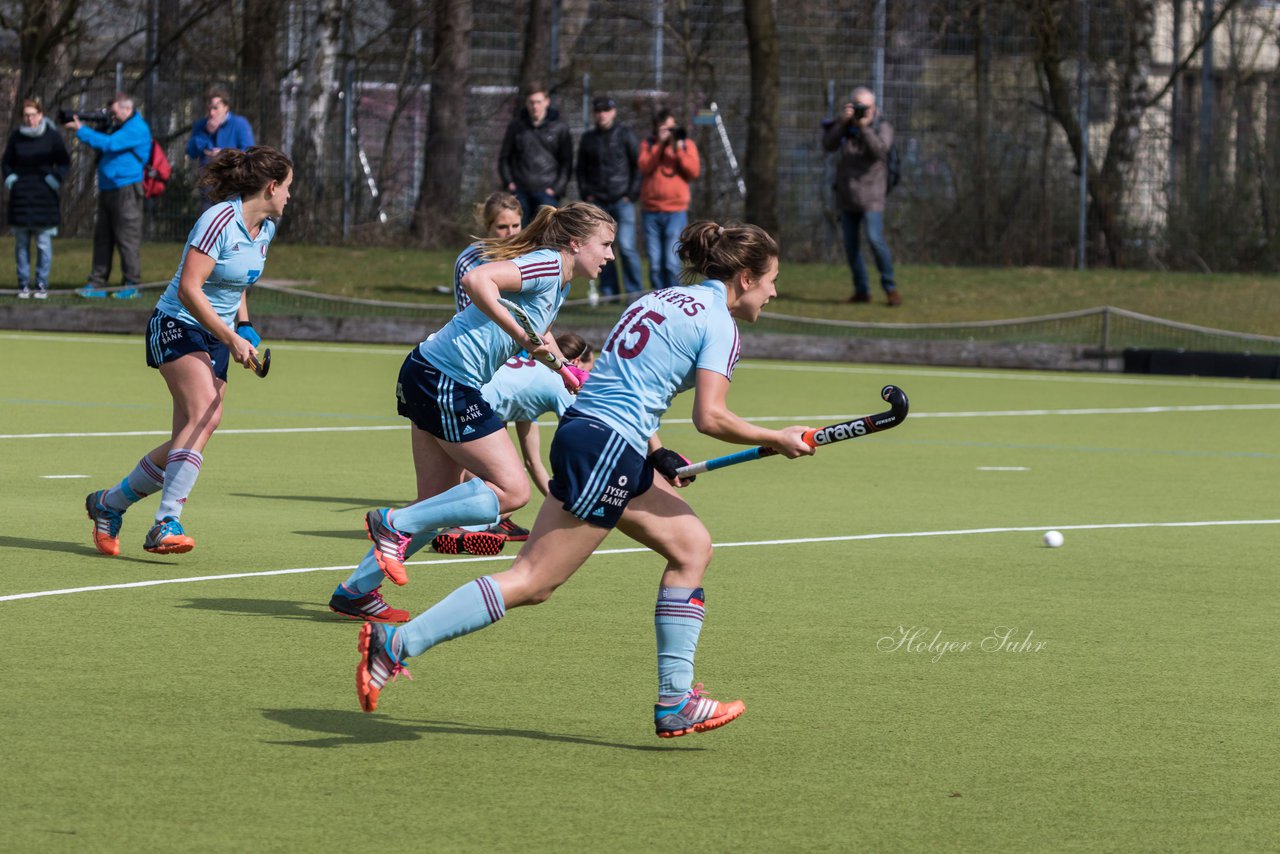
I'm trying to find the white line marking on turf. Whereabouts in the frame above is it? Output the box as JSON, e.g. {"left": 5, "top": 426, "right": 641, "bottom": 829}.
{"left": 3, "top": 518, "right": 1278, "bottom": 603}
{"left": 40, "top": 474, "right": 90, "bottom": 479}
{"left": 7, "top": 332, "right": 1277, "bottom": 392}
{"left": 4, "top": 402, "right": 1277, "bottom": 440}
{"left": 977, "top": 467, "right": 1029, "bottom": 471}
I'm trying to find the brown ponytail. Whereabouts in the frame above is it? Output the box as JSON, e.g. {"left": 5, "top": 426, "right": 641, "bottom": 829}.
{"left": 479, "top": 201, "right": 615, "bottom": 262}
{"left": 677, "top": 221, "right": 779, "bottom": 284}
{"left": 197, "top": 145, "right": 293, "bottom": 203}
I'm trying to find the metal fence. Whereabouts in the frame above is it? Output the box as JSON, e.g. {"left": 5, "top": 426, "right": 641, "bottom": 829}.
{"left": 2, "top": 0, "right": 1277, "bottom": 270}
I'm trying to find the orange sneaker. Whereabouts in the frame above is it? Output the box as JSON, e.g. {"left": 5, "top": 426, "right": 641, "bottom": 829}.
{"left": 654, "top": 683, "right": 746, "bottom": 738}
{"left": 356, "top": 622, "right": 411, "bottom": 712}
{"left": 85, "top": 490, "right": 123, "bottom": 556}
{"left": 143, "top": 517, "right": 195, "bottom": 554}
{"left": 365, "top": 508, "right": 410, "bottom": 585}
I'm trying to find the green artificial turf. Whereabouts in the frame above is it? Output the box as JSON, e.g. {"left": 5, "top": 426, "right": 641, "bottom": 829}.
{"left": 2, "top": 331, "right": 1278, "bottom": 851}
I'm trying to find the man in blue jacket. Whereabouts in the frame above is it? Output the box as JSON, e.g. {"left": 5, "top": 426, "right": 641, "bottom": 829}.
{"left": 185, "top": 86, "right": 254, "bottom": 212}
{"left": 67, "top": 92, "right": 152, "bottom": 299}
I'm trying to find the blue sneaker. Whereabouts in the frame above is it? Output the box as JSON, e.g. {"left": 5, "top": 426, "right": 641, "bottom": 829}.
{"left": 654, "top": 683, "right": 745, "bottom": 738}
{"left": 77, "top": 284, "right": 108, "bottom": 298}
{"left": 143, "top": 516, "right": 195, "bottom": 554}
{"left": 85, "top": 490, "right": 124, "bottom": 556}
{"left": 112, "top": 286, "right": 140, "bottom": 300}
{"left": 356, "top": 622, "right": 411, "bottom": 712}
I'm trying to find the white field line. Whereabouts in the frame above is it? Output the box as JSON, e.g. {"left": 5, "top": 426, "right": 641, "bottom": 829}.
{"left": 3, "top": 518, "right": 1278, "bottom": 603}
{"left": 4, "top": 402, "right": 1278, "bottom": 440}
{"left": 5, "top": 332, "right": 1278, "bottom": 391}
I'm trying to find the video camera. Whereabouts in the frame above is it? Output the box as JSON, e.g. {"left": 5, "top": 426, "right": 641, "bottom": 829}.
{"left": 56, "top": 108, "right": 112, "bottom": 128}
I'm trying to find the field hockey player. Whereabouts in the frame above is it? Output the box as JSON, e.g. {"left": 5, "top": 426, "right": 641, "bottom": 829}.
{"left": 354, "top": 220, "right": 814, "bottom": 738}
{"left": 326, "top": 202, "right": 614, "bottom": 623}
{"left": 84, "top": 146, "right": 292, "bottom": 556}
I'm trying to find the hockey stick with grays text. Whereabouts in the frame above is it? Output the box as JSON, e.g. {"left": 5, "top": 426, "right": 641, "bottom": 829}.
{"left": 496, "top": 297, "right": 583, "bottom": 391}
{"left": 674, "top": 385, "right": 909, "bottom": 478}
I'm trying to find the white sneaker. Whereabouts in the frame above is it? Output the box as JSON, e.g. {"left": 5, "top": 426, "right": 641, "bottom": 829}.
{"left": 17, "top": 288, "right": 31, "bottom": 299}
{"left": 34, "top": 289, "right": 48, "bottom": 300}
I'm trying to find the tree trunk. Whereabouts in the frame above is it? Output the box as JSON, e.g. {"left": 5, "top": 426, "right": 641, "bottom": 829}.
{"left": 974, "top": 0, "right": 992, "bottom": 258}
{"left": 241, "top": 0, "right": 284, "bottom": 147}
{"left": 519, "top": 0, "right": 552, "bottom": 91}
{"left": 412, "top": 0, "right": 472, "bottom": 245}
{"left": 743, "top": 0, "right": 779, "bottom": 235}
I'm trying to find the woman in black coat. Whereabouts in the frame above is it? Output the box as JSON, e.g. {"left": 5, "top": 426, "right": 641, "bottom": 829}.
{"left": 2, "top": 98, "right": 70, "bottom": 298}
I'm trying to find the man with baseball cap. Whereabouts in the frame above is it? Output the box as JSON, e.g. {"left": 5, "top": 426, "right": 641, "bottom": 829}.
{"left": 576, "top": 95, "right": 642, "bottom": 299}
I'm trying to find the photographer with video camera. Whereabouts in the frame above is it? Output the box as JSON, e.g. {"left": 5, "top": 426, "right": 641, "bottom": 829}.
{"left": 822, "top": 86, "right": 900, "bottom": 306}
{"left": 65, "top": 91, "right": 152, "bottom": 300}
{"left": 639, "top": 108, "right": 700, "bottom": 290}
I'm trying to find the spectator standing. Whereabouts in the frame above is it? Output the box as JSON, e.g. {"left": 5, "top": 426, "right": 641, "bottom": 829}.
{"left": 3, "top": 98, "right": 69, "bottom": 299}
{"left": 68, "top": 92, "right": 152, "bottom": 300}
{"left": 822, "top": 86, "right": 901, "bottom": 306}
{"left": 576, "top": 95, "right": 642, "bottom": 300}
{"left": 498, "top": 82, "right": 573, "bottom": 226}
{"left": 638, "top": 108, "right": 700, "bottom": 290}
{"left": 186, "top": 86, "right": 255, "bottom": 212}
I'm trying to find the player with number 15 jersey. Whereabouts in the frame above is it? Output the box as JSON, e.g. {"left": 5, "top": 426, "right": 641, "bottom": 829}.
{"left": 572, "top": 280, "right": 740, "bottom": 458}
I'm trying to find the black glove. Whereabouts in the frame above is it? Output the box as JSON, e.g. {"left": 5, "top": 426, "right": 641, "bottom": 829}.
{"left": 648, "top": 448, "right": 695, "bottom": 484}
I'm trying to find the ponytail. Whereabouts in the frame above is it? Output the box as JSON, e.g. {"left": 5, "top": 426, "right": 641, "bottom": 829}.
{"left": 677, "top": 221, "right": 778, "bottom": 284}
{"left": 198, "top": 145, "right": 293, "bottom": 203}
{"left": 479, "top": 201, "right": 615, "bottom": 262}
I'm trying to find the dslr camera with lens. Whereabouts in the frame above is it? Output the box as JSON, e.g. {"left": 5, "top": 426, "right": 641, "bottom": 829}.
{"left": 57, "top": 107, "right": 112, "bottom": 128}
{"left": 671, "top": 126, "right": 687, "bottom": 142}
{"left": 852, "top": 103, "right": 870, "bottom": 120}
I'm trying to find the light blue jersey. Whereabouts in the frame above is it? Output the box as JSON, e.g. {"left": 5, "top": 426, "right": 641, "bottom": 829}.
{"left": 480, "top": 357, "right": 575, "bottom": 422}
{"left": 419, "top": 248, "right": 568, "bottom": 389}
{"left": 573, "top": 280, "right": 741, "bottom": 455}
{"left": 154, "top": 199, "right": 275, "bottom": 330}
{"left": 452, "top": 242, "right": 486, "bottom": 313}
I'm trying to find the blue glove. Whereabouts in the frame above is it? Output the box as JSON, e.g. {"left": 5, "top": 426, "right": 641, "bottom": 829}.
{"left": 44, "top": 175, "right": 60, "bottom": 191}
{"left": 235, "top": 321, "right": 262, "bottom": 348}
{"left": 3, "top": 174, "right": 16, "bottom": 190}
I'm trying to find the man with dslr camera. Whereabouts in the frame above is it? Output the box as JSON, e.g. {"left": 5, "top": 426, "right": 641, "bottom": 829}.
{"left": 65, "top": 91, "right": 152, "bottom": 299}
{"left": 639, "top": 108, "right": 700, "bottom": 290}
{"left": 823, "top": 86, "right": 900, "bottom": 306}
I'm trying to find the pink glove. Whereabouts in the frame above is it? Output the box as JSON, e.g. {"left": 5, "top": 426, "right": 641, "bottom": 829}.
{"left": 561, "top": 364, "right": 589, "bottom": 392}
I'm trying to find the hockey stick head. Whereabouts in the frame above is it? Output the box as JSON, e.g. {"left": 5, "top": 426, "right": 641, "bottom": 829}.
{"left": 880, "top": 384, "right": 908, "bottom": 420}
{"left": 250, "top": 348, "right": 271, "bottom": 378}
{"left": 803, "top": 384, "right": 909, "bottom": 446}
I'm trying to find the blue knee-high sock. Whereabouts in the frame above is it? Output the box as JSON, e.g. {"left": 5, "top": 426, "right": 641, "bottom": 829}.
{"left": 336, "top": 528, "right": 438, "bottom": 597}
{"left": 102, "top": 454, "right": 166, "bottom": 512}
{"left": 388, "top": 479, "right": 500, "bottom": 535}
{"left": 655, "top": 587, "right": 706, "bottom": 701}
{"left": 156, "top": 449, "right": 203, "bottom": 521}
{"left": 397, "top": 575, "right": 506, "bottom": 658}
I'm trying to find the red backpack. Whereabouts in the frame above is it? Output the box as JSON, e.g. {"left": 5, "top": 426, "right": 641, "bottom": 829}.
{"left": 142, "top": 140, "right": 172, "bottom": 199}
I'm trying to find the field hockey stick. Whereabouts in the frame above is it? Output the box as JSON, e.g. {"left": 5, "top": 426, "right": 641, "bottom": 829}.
{"left": 248, "top": 348, "right": 271, "bottom": 378}
{"left": 496, "top": 297, "right": 583, "bottom": 391}
{"left": 674, "top": 384, "right": 909, "bottom": 478}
